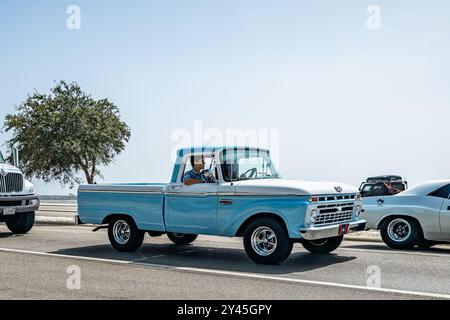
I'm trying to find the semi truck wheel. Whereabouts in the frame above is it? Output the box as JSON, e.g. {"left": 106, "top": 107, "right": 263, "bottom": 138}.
{"left": 6, "top": 211, "right": 35, "bottom": 234}
{"left": 167, "top": 233, "right": 198, "bottom": 245}
{"left": 108, "top": 216, "right": 144, "bottom": 252}
{"left": 301, "top": 235, "right": 343, "bottom": 254}
{"left": 243, "top": 217, "right": 293, "bottom": 265}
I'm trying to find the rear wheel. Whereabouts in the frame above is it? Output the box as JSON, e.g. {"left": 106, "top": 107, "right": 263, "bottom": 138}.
{"left": 167, "top": 232, "right": 198, "bottom": 245}
{"left": 243, "top": 218, "right": 293, "bottom": 265}
{"left": 5, "top": 211, "right": 35, "bottom": 234}
{"left": 108, "top": 216, "right": 144, "bottom": 252}
{"left": 302, "top": 235, "right": 343, "bottom": 254}
{"left": 380, "top": 217, "right": 421, "bottom": 249}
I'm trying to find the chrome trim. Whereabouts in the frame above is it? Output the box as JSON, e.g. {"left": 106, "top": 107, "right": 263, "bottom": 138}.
{"left": 79, "top": 189, "right": 163, "bottom": 194}
{"left": 164, "top": 192, "right": 218, "bottom": 196}
{"left": 0, "top": 195, "right": 39, "bottom": 201}
{"left": 251, "top": 226, "right": 277, "bottom": 256}
{"left": 218, "top": 192, "right": 310, "bottom": 197}
{"left": 0, "top": 172, "right": 23, "bottom": 193}
{"left": 112, "top": 220, "right": 130, "bottom": 244}
{"left": 300, "top": 220, "right": 366, "bottom": 240}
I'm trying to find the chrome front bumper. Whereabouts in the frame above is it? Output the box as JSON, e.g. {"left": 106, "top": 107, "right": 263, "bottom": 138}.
{"left": 0, "top": 195, "right": 40, "bottom": 214}
{"left": 299, "top": 219, "right": 366, "bottom": 241}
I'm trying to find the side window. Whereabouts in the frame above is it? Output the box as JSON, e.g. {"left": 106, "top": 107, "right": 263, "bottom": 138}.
{"left": 372, "top": 184, "right": 388, "bottom": 196}
{"left": 428, "top": 184, "right": 450, "bottom": 199}
{"left": 181, "top": 154, "right": 216, "bottom": 181}
{"left": 361, "top": 185, "right": 373, "bottom": 197}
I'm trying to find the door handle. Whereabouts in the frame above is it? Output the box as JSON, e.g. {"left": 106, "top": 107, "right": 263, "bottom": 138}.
{"left": 219, "top": 199, "right": 233, "bottom": 205}
{"left": 377, "top": 199, "right": 384, "bottom": 205}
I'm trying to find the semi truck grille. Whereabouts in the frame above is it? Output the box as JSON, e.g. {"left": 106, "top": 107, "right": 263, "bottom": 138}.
{"left": 0, "top": 173, "right": 24, "bottom": 193}
{"left": 0, "top": 200, "right": 22, "bottom": 207}
{"left": 315, "top": 201, "right": 355, "bottom": 225}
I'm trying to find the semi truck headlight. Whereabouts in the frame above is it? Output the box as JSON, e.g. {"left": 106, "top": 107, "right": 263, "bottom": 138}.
{"left": 28, "top": 186, "right": 36, "bottom": 195}
{"left": 355, "top": 205, "right": 362, "bottom": 217}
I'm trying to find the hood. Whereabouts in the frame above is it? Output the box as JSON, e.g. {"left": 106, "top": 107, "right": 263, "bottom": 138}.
{"left": 0, "top": 163, "right": 21, "bottom": 173}
{"left": 232, "top": 179, "right": 358, "bottom": 196}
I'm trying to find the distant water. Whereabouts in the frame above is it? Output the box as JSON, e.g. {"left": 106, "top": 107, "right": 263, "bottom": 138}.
{"left": 39, "top": 195, "right": 77, "bottom": 204}
{"left": 40, "top": 199, "right": 77, "bottom": 204}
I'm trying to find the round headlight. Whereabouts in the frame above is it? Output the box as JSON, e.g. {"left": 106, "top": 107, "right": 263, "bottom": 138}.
{"left": 355, "top": 205, "right": 362, "bottom": 217}
{"left": 310, "top": 209, "right": 318, "bottom": 224}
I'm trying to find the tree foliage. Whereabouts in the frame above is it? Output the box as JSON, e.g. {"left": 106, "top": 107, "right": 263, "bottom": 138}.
{"left": 4, "top": 81, "right": 131, "bottom": 187}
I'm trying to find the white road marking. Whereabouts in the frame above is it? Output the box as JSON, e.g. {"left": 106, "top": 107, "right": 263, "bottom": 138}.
{"left": 0, "top": 247, "right": 449, "bottom": 299}
{"left": 338, "top": 246, "right": 450, "bottom": 258}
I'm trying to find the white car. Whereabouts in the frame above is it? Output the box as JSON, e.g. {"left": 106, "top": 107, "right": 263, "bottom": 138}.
{"left": 362, "top": 180, "right": 450, "bottom": 249}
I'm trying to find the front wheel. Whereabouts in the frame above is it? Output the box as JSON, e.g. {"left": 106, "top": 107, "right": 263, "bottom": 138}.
{"left": 380, "top": 217, "right": 421, "bottom": 250}
{"left": 108, "top": 216, "right": 144, "bottom": 252}
{"left": 6, "top": 211, "right": 35, "bottom": 234}
{"left": 243, "top": 218, "right": 293, "bottom": 265}
{"left": 302, "top": 235, "right": 343, "bottom": 254}
{"left": 167, "top": 233, "right": 198, "bottom": 245}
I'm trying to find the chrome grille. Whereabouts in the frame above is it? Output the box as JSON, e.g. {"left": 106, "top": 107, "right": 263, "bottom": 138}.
{"left": 0, "top": 173, "right": 24, "bottom": 193}
{"left": 315, "top": 201, "right": 355, "bottom": 225}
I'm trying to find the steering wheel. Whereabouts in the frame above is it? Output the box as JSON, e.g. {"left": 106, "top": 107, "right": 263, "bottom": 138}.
{"left": 201, "top": 169, "right": 217, "bottom": 183}
{"left": 240, "top": 168, "right": 257, "bottom": 180}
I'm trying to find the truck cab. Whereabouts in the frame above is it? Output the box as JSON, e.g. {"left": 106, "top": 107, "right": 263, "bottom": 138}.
{"left": 0, "top": 148, "right": 39, "bottom": 234}
{"left": 78, "top": 146, "right": 366, "bottom": 264}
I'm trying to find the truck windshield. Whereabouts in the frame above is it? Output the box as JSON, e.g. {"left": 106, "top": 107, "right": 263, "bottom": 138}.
{"left": 0, "top": 151, "right": 4, "bottom": 163}
{"left": 220, "top": 149, "right": 280, "bottom": 182}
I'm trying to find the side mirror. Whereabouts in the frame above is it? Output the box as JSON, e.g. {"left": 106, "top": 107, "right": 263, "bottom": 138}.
{"left": 12, "top": 147, "right": 19, "bottom": 168}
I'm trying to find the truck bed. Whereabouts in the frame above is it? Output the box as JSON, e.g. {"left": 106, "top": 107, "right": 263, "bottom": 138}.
{"left": 78, "top": 183, "right": 167, "bottom": 231}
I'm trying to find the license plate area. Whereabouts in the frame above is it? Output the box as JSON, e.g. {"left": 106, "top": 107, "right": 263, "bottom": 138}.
{"left": 3, "top": 208, "right": 16, "bottom": 216}
{"left": 338, "top": 224, "right": 349, "bottom": 236}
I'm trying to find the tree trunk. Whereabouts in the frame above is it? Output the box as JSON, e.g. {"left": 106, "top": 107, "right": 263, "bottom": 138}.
{"left": 81, "top": 166, "right": 95, "bottom": 184}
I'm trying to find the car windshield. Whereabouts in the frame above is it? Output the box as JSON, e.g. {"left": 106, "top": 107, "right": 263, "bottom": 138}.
{"left": 220, "top": 149, "right": 280, "bottom": 182}
{"left": 0, "top": 151, "right": 4, "bottom": 164}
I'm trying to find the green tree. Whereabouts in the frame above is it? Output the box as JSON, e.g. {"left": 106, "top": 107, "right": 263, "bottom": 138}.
{"left": 4, "top": 81, "right": 131, "bottom": 187}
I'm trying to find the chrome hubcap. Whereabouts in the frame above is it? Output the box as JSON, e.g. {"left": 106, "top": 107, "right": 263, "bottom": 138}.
{"left": 387, "top": 219, "right": 411, "bottom": 242}
{"left": 113, "top": 220, "right": 131, "bottom": 244}
{"left": 251, "top": 226, "right": 277, "bottom": 256}
{"left": 172, "top": 233, "right": 186, "bottom": 238}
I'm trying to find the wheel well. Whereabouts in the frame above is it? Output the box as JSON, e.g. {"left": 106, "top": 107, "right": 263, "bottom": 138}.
{"left": 377, "top": 215, "right": 423, "bottom": 235}
{"left": 235, "top": 213, "right": 288, "bottom": 237}
{"left": 102, "top": 214, "right": 135, "bottom": 225}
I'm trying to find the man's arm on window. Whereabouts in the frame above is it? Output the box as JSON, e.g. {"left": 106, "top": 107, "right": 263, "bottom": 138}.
{"left": 184, "top": 179, "right": 202, "bottom": 186}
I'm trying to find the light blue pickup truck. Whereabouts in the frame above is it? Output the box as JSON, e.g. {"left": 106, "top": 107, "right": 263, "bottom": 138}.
{"left": 78, "top": 146, "right": 366, "bottom": 264}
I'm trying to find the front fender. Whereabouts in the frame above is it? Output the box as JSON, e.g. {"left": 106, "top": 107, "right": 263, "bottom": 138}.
{"left": 217, "top": 196, "right": 309, "bottom": 238}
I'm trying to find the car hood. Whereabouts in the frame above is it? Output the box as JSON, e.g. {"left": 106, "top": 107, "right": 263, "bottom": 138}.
{"left": 232, "top": 179, "right": 358, "bottom": 196}
{"left": 0, "top": 163, "right": 21, "bottom": 173}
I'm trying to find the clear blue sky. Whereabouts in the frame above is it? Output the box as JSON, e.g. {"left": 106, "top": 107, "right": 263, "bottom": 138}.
{"left": 1, "top": 0, "right": 449, "bottom": 194}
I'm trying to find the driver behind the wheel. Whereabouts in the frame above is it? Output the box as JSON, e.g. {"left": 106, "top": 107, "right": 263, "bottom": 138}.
{"left": 183, "top": 155, "right": 207, "bottom": 185}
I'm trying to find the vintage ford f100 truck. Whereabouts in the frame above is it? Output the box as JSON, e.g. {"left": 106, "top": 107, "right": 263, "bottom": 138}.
{"left": 78, "top": 146, "right": 366, "bottom": 264}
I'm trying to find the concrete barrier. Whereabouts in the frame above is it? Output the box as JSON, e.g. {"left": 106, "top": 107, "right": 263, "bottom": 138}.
{"left": 36, "top": 202, "right": 77, "bottom": 224}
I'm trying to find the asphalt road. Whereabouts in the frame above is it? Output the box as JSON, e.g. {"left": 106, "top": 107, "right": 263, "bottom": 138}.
{"left": 0, "top": 224, "right": 450, "bottom": 300}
